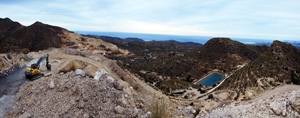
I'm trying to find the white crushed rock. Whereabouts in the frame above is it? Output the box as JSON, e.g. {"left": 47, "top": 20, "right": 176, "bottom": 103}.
{"left": 4, "top": 72, "right": 148, "bottom": 118}
{"left": 74, "top": 69, "right": 86, "bottom": 76}
{"left": 198, "top": 89, "right": 300, "bottom": 118}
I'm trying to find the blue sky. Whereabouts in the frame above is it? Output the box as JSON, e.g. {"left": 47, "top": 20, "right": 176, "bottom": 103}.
{"left": 0, "top": 0, "right": 300, "bottom": 41}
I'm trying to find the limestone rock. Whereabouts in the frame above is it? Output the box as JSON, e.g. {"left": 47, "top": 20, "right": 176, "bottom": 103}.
{"left": 75, "top": 69, "right": 85, "bottom": 76}
{"left": 114, "top": 105, "right": 125, "bottom": 114}
{"left": 94, "top": 69, "right": 108, "bottom": 80}
{"left": 291, "top": 97, "right": 300, "bottom": 114}
{"left": 18, "top": 112, "right": 31, "bottom": 118}
{"left": 114, "top": 80, "right": 124, "bottom": 90}
{"left": 106, "top": 76, "right": 115, "bottom": 83}
{"left": 49, "top": 80, "right": 55, "bottom": 89}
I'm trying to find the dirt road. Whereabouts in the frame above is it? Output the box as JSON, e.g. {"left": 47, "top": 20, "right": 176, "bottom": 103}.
{"left": 0, "top": 66, "right": 28, "bottom": 118}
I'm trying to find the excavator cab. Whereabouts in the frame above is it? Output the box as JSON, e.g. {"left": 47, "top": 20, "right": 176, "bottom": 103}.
{"left": 31, "top": 64, "right": 37, "bottom": 69}
{"left": 25, "top": 54, "right": 51, "bottom": 80}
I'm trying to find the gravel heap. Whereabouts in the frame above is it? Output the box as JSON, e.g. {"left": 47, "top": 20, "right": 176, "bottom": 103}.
{"left": 4, "top": 72, "right": 148, "bottom": 118}
{"left": 199, "top": 88, "right": 300, "bottom": 118}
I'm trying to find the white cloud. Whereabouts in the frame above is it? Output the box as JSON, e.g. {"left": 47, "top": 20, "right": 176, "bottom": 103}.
{"left": 0, "top": 0, "right": 300, "bottom": 40}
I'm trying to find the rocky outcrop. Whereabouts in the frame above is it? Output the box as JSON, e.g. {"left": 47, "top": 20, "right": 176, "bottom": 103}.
{"left": 199, "top": 87, "right": 300, "bottom": 118}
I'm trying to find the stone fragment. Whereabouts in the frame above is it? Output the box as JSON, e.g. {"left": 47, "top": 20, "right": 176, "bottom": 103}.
{"left": 49, "top": 79, "right": 55, "bottom": 89}
{"left": 114, "top": 105, "right": 125, "bottom": 114}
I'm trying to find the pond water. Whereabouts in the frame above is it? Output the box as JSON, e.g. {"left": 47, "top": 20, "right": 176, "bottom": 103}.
{"left": 197, "top": 73, "right": 225, "bottom": 86}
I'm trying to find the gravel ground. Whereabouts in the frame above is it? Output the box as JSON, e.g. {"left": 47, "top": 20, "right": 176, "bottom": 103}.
{"left": 198, "top": 85, "right": 300, "bottom": 118}
{"left": 4, "top": 72, "right": 148, "bottom": 118}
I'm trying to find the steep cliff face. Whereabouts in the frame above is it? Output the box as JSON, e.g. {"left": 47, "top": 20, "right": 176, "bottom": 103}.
{"left": 221, "top": 40, "right": 300, "bottom": 96}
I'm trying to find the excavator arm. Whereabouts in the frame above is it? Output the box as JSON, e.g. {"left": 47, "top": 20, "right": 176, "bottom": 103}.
{"left": 32, "top": 54, "right": 50, "bottom": 70}
{"left": 34, "top": 54, "right": 47, "bottom": 69}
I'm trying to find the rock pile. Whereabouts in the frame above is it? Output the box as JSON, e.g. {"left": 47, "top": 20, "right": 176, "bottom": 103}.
{"left": 4, "top": 71, "right": 148, "bottom": 118}
{"left": 199, "top": 88, "right": 300, "bottom": 118}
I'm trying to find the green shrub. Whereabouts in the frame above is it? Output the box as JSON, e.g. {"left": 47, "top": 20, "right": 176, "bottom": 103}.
{"left": 190, "top": 102, "right": 194, "bottom": 106}
{"left": 208, "top": 94, "right": 214, "bottom": 99}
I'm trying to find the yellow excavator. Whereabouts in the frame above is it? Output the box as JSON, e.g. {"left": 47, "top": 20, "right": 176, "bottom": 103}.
{"left": 25, "top": 54, "right": 51, "bottom": 80}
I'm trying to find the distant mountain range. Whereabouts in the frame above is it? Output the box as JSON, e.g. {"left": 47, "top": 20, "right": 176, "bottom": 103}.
{"left": 251, "top": 42, "right": 300, "bottom": 49}
{"left": 77, "top": 31, "right": 300, "bottom": 50}
{"left": 82, "top": 34, "right": 202, "bottom": 46}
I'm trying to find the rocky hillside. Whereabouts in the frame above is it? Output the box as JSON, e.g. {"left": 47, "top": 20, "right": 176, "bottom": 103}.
{"left": 0, "top": 18, "right": 128, "bottom": 57}
{"left": 220, "top": 40, "right": 300, "bottom": 98}
{"left": 0, "top": 19, "right": 65, "bottom": 53}
{"left": 200, "top": 85, "right": 300, "bottom": 118}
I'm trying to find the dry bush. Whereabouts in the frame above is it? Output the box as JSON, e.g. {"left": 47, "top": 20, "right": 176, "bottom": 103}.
{"left": 150, "top": 96, "right": 172, "bottom": 118}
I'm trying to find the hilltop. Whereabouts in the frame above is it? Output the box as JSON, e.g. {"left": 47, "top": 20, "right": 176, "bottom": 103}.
{"left": 0, "top": 19, "right": 64, "bottom": 53}
{"left": 0, "top": 18, "right": 23, "bottom": 39}
{"left": 220, "top": 40, "right": 300, "bottom": 99}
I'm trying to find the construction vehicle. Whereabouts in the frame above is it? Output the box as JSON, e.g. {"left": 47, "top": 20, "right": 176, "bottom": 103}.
{"left": 25, "top": 54, "right": 51, "bottom": 80}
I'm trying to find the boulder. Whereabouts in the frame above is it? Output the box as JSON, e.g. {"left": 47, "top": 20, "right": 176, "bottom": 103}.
{"left": 114, "top": 105, "right": 125, "bottom": 114}
{"left": 185, "top": 106, "right": 196, "bottom": 114}
{"left": 75, "top": 69, "right": 86, "bottom": 76}
{"left": 113, "top": 80, "right": 124, "bottom": 90}
{"left": 245, "top": 90, "right": 254, "bottom": 98}
{"left": 291, "top": 97, "right": 300, "bottom": 114}
{"left": 83, "top": 65, "right": 98, "bottom": 77}
{"left": 49, "top": 79, "right": 55, "bottom": 89}
{"left": 59, "top": 60, "right": 86, "bottom": 73}
{"left": 133, "top": 108, "right": 140, "bottom": 117}
{"left": 94, "top": 69, "right": 108, "bottom": 80}
{"left": 106, "top": 76, "right": 115, "bottom": 83}
{"left": 18, "top": 112, "right": 31, "bottom": 118}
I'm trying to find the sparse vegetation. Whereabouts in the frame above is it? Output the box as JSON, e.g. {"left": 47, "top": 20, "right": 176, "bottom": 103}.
{"left": 208, "top": 94, "right": 214, "bottom": 99}
{"left": 156, "top": 78, "right": 201, "bottom": 94}
{"left": 97, "top": 37, "right": 269, "bottom": 95}
{"left": 150, "top": 96, "right": 172, "bottom": 118}
{"left": 291, "top": 70, "right": 300, "bottom": 85}
{"left": 185, "top": 75, "right": 192, "bottom": 83}
{"left": 198, "top": 88, "right": 206, "bottom": 94}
